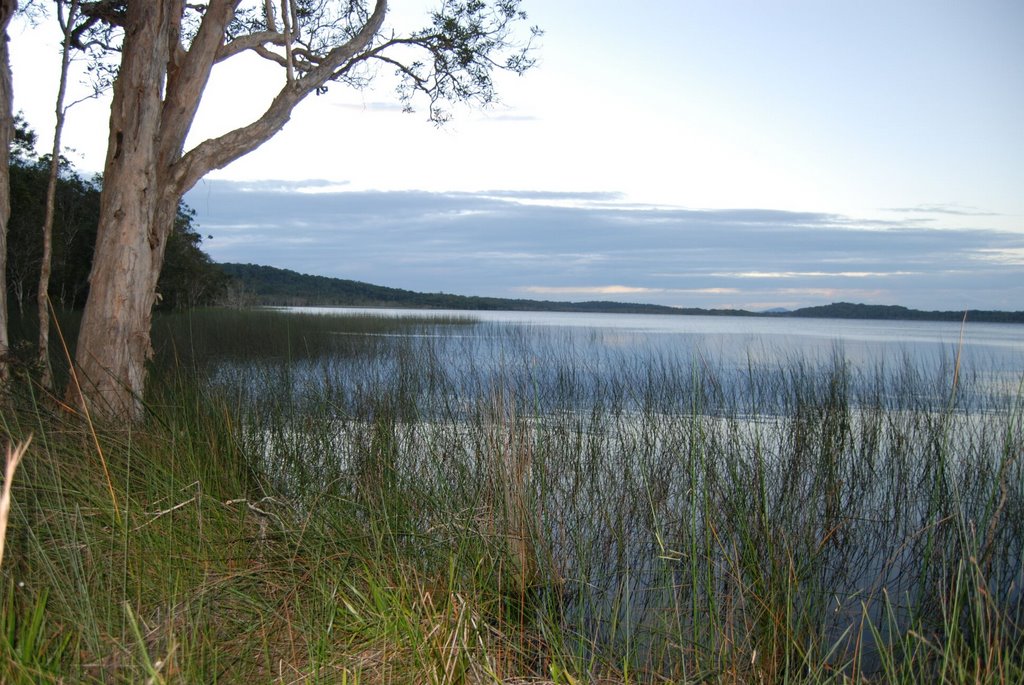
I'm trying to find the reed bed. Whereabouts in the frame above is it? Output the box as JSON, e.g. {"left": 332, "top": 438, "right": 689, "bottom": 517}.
{"left": 0, "top": 308, "right": 1021, "bottom": 682}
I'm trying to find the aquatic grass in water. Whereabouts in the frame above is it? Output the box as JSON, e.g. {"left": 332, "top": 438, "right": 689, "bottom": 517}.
{"left": 189, "top": 309, "right": 1023, "bottom": 681}
{"left": 0, "top": 307, "right": 1021, "bottom": 682}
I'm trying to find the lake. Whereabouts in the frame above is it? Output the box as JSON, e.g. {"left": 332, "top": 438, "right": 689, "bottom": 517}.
{"left": 280, "top": 306, "right": 1024, "bottom": 405}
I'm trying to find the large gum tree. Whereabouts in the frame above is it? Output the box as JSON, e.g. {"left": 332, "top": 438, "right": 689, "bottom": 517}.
{"left": 67, "top": 0, "right": 539, "bottom": 420}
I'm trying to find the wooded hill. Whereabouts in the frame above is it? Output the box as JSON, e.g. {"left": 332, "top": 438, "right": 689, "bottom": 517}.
{"left": 217, "top": 262, "right": 747, "bottom": 315}
{"left": 784, "top": 302, "right": 1024, "bottom": 324}
{"left": 217, "top": 263, "right": 1024, "bottom": 324}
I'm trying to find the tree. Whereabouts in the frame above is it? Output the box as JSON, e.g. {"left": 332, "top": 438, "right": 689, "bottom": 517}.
{"left": 0, "top": 0, "right": 16, "bottom": 383}
{"left": 38, "top": 0, "right": 85, "bottom": 388}
{"left": 67, "top": 0, "right": 539, "bottom": 420}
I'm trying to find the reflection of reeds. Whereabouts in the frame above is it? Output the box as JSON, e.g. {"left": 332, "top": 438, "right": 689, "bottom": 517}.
{"left": 482, "top": 389, "right": 532, "bottom": 581}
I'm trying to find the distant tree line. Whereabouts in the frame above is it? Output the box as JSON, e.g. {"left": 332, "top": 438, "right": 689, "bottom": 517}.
{"left": 217, "top": 262, "right": 700, "bottom": 314}
{"left": 780, "top": 302, "right": 1024, "bottom": 324}
{"left": 5, "top": 117, "right": 227, "bottom": 316}
{"left": 220, "top": 263, "right": 1024, "bottom": 324}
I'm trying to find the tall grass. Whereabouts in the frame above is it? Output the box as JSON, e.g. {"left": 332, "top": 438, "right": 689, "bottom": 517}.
{"left": 0, "top": 307, "right": 1021, "bottom": 682}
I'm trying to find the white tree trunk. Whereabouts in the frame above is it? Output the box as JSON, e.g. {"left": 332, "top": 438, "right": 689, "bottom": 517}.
{"left": 70, "top": 1, "right": 177, "bottom": 419}
{"left": 38, "top": 0, "right": 80, "bottom": 390}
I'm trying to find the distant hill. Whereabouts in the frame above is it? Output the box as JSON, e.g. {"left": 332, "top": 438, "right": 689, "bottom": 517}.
{"left": 216, "top": 263, "right": 1024, "bottom": 324}
{"left": 217, "top": 263, "right": 750, "bottom": 316}
{"left": 775, "top": 302, "right": 1024, "bottom": 324}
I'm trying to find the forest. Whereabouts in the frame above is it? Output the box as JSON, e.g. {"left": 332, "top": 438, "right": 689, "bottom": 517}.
{"left": 220, "top": 262, "right": 1024, "bottom": 323}
{"left": 4, "top": 117, "right": 228, "bottom": 317}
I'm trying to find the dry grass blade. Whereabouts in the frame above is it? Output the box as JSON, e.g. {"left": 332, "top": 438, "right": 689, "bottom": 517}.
{"left": 0, "top": 436, "right": 31, "bottom": 569}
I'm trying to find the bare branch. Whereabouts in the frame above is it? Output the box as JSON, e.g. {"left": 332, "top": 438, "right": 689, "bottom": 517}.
{"left": 251, "top": 43, "right": 288, "bottom": 67}
{"left": 215, "top": 29, "right": 283, "bottom": 61}
{"left": 279, "top": 0, "right": 293, "bottom": 83}
{"left": 263, "top": 0, "right": 275, "bottom": 32}
{"left": 170, "top": 0, "right": 388, "bottom": 194}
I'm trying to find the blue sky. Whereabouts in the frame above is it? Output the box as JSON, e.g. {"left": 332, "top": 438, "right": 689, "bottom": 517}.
{"left": 10, "top": 1, "right": 1024, "bottom": 311}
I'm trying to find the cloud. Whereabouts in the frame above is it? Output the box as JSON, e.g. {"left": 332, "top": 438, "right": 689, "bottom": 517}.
{"left": 475, "top": 190, "right": 625, "bottom": 202}
{"left": 968, "top": 248, "right": 1024, "bottom": 265}
{"left": 477, "top": 113, "right": 539, "bottom": 122}
{"left": 333, "top": 101, "right": 406, "bottom": 113}
{"left": 521, "top": 285, "right": 661, "bottom": 295}
{"left": 521, "top": 286, "right": 744, "bottom": 297}
{"left": 211, "top": 179, "right": 352, "bottom": 193}
{"left": 707, "top": 270, "right": 920, "bottom": 279}
{"left": 773, "top": 287, "right": 886, "bottom": 299}
{"left": 185, "top": 180, "right": 1024, "bottom": 310}
{"left": 886, "top": 203, "right": 1002, "bottom": 217}
{"left": 690, "top": 288, "right": 741, "bottom": 295}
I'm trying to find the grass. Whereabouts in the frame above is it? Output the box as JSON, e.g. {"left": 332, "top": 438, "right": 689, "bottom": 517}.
{"left": 0, "top": 307, "right": 1021, "bottom": 682}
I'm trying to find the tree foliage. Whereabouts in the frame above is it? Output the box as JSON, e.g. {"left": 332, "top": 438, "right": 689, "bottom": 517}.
{"left": 6, "top": 119, "right": 227, "bottom": 315}
{"left": 8, "top": 151, "right": 98, "bottom": 313}
{"left": 157, "top": 206, "right": 229, "bottom": 310}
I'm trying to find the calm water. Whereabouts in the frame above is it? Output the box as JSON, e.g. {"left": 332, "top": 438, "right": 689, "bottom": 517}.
{"left": 287, "top": 306, "right": 1023, "bottom": 353}
{"left": 283, "top": 306, "right": 1024, "bottom": 400}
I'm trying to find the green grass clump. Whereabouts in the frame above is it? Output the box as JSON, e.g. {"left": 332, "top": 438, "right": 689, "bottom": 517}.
{"left": 0, "top": 307, "right": 1020, "bottom": 682}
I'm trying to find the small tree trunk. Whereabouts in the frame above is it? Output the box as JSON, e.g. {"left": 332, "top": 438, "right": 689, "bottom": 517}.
{"left": 37, "top": 156, "right": 56, "bottom": 388}
{"left": 38, "top": 0, "right": 80, "bottom": 390}
{"left": 0, "top": 1, "right": 16, "bottom": 385}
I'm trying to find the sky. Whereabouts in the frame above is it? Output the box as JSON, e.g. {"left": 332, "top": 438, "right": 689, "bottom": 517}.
{"left": 8, "top": 0, "right": 1024, "bottom": 311}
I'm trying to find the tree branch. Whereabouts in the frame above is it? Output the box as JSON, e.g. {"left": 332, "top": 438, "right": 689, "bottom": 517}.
{"left": 215, "top": 29, "right": 283, "bottom": 62}
{"left": 169, "top": 0, "right": 388, "bottom": 195}
{"left": 159, "top": 0, "right": 240, "bottom": 172}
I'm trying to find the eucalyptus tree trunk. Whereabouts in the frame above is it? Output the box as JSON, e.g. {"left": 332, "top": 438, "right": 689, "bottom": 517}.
{"left": 0, "top": 0, "right": 16, "bottom": 385}
{"left": 70, "top": 2, "right": 175, "bottom": 418}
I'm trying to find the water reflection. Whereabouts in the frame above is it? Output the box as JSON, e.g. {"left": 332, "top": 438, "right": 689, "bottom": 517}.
{"left": 241, "top": 308, "right": 1024, "bottom": 412}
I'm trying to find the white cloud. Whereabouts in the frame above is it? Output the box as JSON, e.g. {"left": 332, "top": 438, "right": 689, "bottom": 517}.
{"left": 710, "top": 271, "right": 919, "bottom": 279}
{"left": 521, "top": 286, "right": 740, "bottom": 296}
{"left": 969, "top": 249, "right": 1024, "bottom": 265}
{"left": 522, "top": 285, "right": 660, "bottom": 295}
